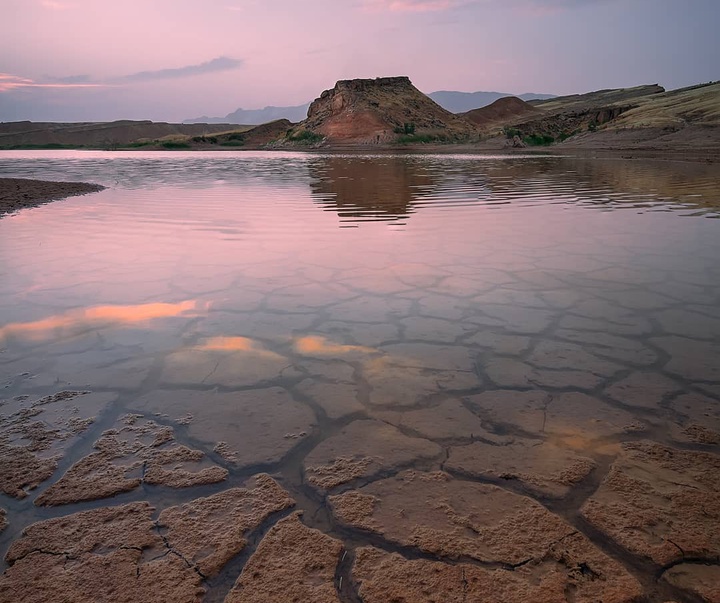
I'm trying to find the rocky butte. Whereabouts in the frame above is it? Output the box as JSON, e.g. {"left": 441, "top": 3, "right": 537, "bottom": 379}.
{"left": 293, "top": 76, "right": 476, "bottom": 144}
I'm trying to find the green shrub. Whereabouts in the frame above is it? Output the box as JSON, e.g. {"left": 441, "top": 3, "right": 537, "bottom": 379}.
{"left": 161, "top": 141, "right": 190, "bottom": 149}
{"left": 287, "top": 130, "right": 324, "bottom": 143}
{"left": 219, "top": 141, "right": 245, "bottom": 147}
{"left": 523, "top": 134, "right": 555, "bottom": 146}
{"left": 588, "top": 121, "right": 598, "bottom": 132}
{"left": 503, "top": 127, "right": 521, "bottom": 139}
{"left": 393, "top": 122, "right": 416, "bottom": 135}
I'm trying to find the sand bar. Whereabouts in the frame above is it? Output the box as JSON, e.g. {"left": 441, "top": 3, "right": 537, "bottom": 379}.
{"left": 0, "top": 177, "right": 105, "bottom": 216}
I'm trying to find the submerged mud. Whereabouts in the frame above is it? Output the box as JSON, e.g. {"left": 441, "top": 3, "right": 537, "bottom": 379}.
{"left": 1, "top": 153, "right": 719, "bottom": 602}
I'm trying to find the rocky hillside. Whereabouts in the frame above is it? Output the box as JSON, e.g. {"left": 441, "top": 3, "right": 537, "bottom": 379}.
{"left": 462, "top": 97, "right": 540, "bottom": 128}
{"left": 295, "top": 77, "right": 475, "bottom": 144}
{"left": 487, "top": 84, "right": 670, "bottom": 143}
{"left": 528, "top": 84, "right": 665, "bottom": 112}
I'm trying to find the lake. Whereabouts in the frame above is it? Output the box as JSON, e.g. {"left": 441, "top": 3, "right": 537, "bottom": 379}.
{"left": 1, "top": 151, "right": 719, "bottom": 603}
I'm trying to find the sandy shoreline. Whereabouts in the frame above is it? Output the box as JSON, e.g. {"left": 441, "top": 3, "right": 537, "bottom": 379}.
{"left": 0, "top": 177, "right": 105, "bottom": 217}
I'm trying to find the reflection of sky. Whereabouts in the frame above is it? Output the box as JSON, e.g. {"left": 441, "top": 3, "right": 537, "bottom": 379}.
{"left": 1, "top": 153, "right": 719, "bottom": 336}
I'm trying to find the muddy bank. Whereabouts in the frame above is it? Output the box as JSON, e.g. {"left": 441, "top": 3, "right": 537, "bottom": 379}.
{"left": 0, "top": 178, "right": 105, "bottom": 216}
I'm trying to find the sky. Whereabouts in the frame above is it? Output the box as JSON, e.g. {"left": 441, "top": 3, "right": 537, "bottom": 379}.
{"left": 1, "top": 0, "right": 718, "bottom": 122}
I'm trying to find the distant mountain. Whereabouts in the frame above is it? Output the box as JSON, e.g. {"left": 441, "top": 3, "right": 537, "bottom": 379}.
{"left": 427, "top": 91, "right": 556, "bottom": 114}
{"left": 185, "top": 104, "right": 310, "bottom": 125}
{"left": 184, "top": 90, "right": 556, "bottom": 125}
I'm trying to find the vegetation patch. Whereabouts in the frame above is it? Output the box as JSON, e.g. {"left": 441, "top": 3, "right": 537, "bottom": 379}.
{"left": 161, "top": 141, "right": 191, "bottom": 149}
{"left": 286, "top": 130, "right": 324, "bottom": 144}
{"left": 191, "top": 135, "right": 218, "bottom": 144}
{"left": 219, "top": 141, "right": 245, "bottom": 147}
{"left": 393, "top": 122, "right": 416, "bottom": 135}
{"left": 395, "top": 133, "right": 449, "bottom": 144}
{"left": 523, "top": 134, "right": 556, "bottom": 146}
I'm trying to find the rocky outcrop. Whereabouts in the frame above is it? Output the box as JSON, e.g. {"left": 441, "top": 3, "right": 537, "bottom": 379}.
{"left": 299, "top": 76, "right": 475, "bottom": 143}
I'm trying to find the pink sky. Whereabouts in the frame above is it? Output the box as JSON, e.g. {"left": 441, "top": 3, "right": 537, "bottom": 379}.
{"left": 1, "top": 0, "right": 718, "bottom": 121}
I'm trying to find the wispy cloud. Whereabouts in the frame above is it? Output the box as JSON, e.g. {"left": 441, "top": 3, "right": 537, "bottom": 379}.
{"left": 0, "top": 73, "right": 105, "bottom": 93}
{"left": 361, "top": 0, "right": 609, "bottom": 12}
{"left": 39, "top": 0, "right": 75, "bottom": 9}
{"left": 123, "top": 56, "right": 243, "bottom": 82}
{"left": 361, "top": 0, "right": 464, "bottom": 11}
{"left": 0, "top": 56, "right": 244, "bottom": 95}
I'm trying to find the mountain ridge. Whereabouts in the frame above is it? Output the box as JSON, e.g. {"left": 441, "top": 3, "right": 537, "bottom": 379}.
{"left": 183, "top": 89, "right": 556, "bottom": 125}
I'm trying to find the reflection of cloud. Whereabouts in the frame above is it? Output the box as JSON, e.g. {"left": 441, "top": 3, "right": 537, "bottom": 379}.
{"left": 123, "top": 57, "right": 243, "bottom": 82}
{"left": 0, "top": 73, "right": 105, "bottom": 93}
{"left": 0, "top": 300, "right": 201, "bottom": 342}
{"left": 195, "top": 336, "right": 285, "bottom": 359}
{"left": 294, "top": 335, "right": 377, "bottom": 357}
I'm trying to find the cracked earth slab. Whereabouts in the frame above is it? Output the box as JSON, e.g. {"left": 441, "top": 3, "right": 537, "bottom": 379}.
{"left": 465, "top": 390, "right": 646, "bottom": 448}
{"left": 668, "top": 392, "right": 720, "bottom": 445}
{"left": 130, "top": 388, "right": 316, "bottom": 467}
{"left": 224, "top": 512, "right": 342, "bottom": 603}
{"left": 662, "top": 563, "right": 720, "bottom": 603}
{"left": 303, "top": 420, "right": 442, "bottom": 490}
{"left": 581, "top": 441, "right": 720, "bottom": 566}
{"left": 0, "top": 390, "right": 116, "bottom": 498}
{"left": 371, "top": 398, "right": 509, "bottom": 443}
{"left": 157, "top": 474, "right": 295, "bottom": 577}
{"left": 0, "top": 502, "right": 205, "bottom": 603}
{"left": 36, "top": 413, "right": 227, "bottom": 506}
{"left": 352, "top": 539, "right": 642, "bottom": 603}
{"left": 328, "top": 469, "right": 642, "bottom": 602}
{"left": 0, "top": 474, "right": 295, "bottom": 602}
{"left": 446, "top": 439, "right": 596, "bottom": 498}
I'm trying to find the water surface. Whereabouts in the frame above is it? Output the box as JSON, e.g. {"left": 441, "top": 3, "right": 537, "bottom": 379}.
{"left": 1, "top": 151, "right": 719, "bottom": 601}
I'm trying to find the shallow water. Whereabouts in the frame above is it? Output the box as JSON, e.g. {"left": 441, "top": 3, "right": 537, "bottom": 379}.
{"left": 1, "top": 151, "right": 719, "bottom": 601}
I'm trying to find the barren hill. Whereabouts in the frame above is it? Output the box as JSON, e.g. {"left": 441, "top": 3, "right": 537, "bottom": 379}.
{"left": 296, "top": 76, "right": 475, "bottom": 144}
{"left": 462, "top": 96, "right": 540, "bottom": 128}
{"left": 0, "top": 121, "right": 235, "bottom": 149}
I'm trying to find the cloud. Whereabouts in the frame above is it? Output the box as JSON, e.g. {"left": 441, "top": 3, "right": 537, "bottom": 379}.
{"left": 0, "top": 73, "right": 104, "bottom": 93}
{"left": 0, "top": 56, "right": 244, "bottom": 95}
{"left": 45, "top": 74, "right": 93, "bottom": 84}
{"left": 361, "top": 0, "right": 609, "bottom": 12}
{"left": 39, "top": 0, "right": 75, "bottom": 9}
{"left": 123, "top": 56, "right": 243, "bottom": 82}
{"left": 361, "top": 0, "right": 464, "bottom": 11}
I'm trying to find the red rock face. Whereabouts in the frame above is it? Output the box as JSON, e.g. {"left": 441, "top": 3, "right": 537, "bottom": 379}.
{"left": 302, "top": 76, "right": 475, "bottom": 143}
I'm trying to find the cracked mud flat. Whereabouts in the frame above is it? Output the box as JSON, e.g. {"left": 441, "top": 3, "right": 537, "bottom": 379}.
{"left": 1, "top": 153, "right": 720, "bottom": 603}
{"left": 0, "top": 475, "right": 294, "bottom": 602}
{"left": 581, "top": 442, "right": 720, "bottom": 566}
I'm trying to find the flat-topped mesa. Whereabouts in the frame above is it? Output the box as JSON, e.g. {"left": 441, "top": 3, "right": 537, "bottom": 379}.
{"left": 299, "top": 76, "right": 476, "bottom": 144}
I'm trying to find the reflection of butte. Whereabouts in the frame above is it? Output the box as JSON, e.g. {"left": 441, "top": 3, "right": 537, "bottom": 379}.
{"left": 307, "top": 156, "right": 437, "bottom": 223}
